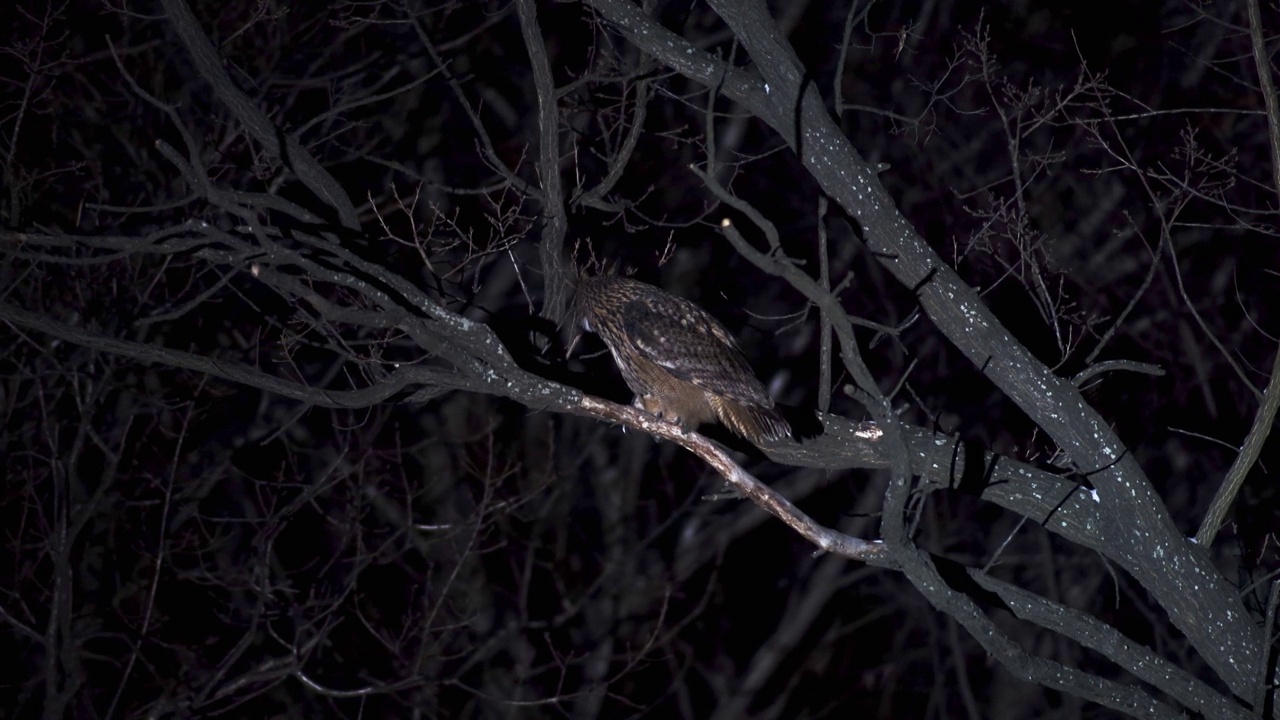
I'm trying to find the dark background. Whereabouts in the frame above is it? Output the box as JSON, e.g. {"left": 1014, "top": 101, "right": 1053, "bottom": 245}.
{"left": 1, "top": 0, "right": 1277, "bottom": 717}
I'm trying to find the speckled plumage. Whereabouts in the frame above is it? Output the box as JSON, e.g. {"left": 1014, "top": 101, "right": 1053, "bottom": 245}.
{"left": 571, "top": 274, "right": 790, "bottom": 444}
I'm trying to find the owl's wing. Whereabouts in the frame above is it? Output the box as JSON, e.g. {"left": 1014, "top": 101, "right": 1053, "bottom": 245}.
{"left": 621, "top": 296, "right": 773, "bottom": 407}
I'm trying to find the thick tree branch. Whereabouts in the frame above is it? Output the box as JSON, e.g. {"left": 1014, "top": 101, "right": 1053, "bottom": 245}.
{"left": 515, "top": 0, "right": 571, "bottom": 322}
{"left": 582, "top": 0, "right": 1262, "bottom": 694}
{"left": 971, "top": 571, "right": 1252, "bottom": 720}
{"left": 158, "top": 0, "right": 360, "bottom": 229}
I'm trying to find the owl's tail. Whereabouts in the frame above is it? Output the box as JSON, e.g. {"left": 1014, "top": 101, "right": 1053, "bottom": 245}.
{"left": 715, "top": 400, "right": 791, "bottom": 445}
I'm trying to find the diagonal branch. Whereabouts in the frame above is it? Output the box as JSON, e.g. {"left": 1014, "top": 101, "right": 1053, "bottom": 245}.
{"left": 1195, "top": 0, "right": 1280, "bottom": 548}
{"left": 582, "top": 0, "right": 1261, "bottom": 695}
{"left": 158, "top": 0, "right": 360, "bottom": 229}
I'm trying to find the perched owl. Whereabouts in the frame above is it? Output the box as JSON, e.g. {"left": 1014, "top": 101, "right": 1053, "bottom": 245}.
{"left": 570, "top": 273, "right": 790, "bottom": 444}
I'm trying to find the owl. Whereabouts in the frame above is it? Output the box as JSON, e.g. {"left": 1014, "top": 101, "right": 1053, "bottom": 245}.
{"left": 570, "top": 273, "right": 790, "bottom": 445}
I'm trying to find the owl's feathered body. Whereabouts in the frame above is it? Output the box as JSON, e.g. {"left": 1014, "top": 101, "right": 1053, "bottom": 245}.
{"left": 571, "top": 274, "right": 790, "bottom": 444}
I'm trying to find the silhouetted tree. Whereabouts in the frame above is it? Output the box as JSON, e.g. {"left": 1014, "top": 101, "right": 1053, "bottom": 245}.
{"left": 1, "top": 0, "right": 1277, "bottom": 717}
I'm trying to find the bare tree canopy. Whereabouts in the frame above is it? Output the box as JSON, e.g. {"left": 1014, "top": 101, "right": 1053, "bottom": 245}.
{"left": 1, "top": 0, "right": 1278, "bottom": 717}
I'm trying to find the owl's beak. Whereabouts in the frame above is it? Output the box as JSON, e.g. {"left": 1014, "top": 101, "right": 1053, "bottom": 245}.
{"left": 564, "top": 301, "right": 589, "bottom": 359}
{"left": 566, "top": 330, "right": 584, "bottom": 360}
